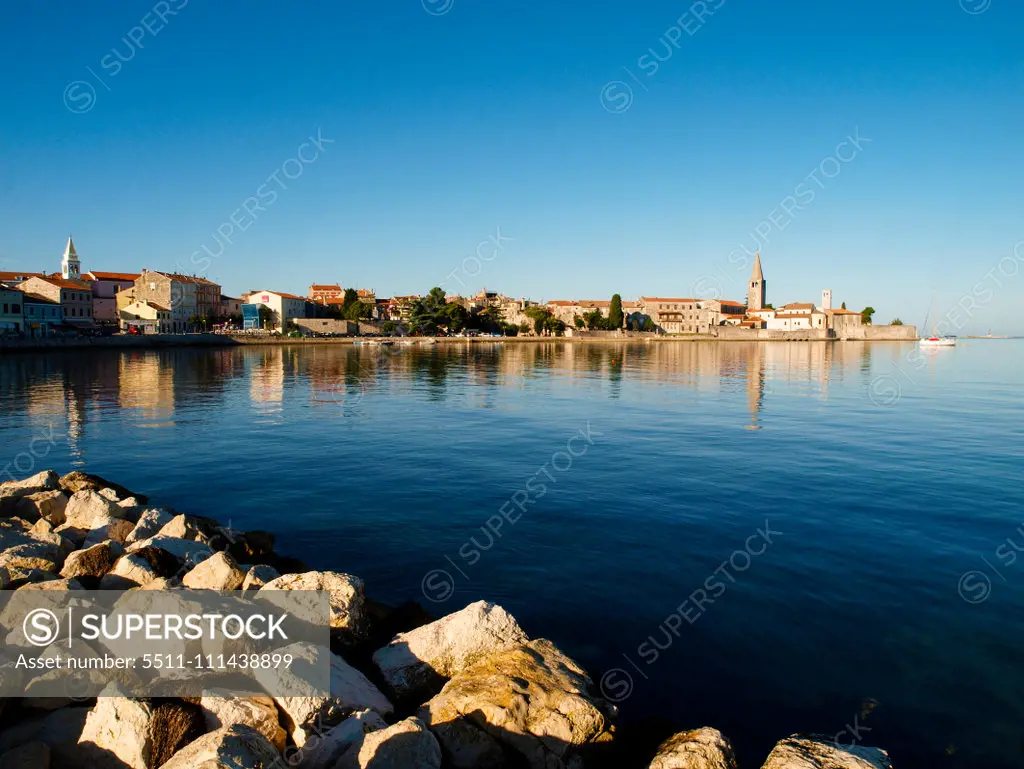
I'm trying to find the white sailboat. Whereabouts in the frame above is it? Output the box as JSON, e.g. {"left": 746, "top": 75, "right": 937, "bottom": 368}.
{"left": 919, "top": 291, "right": 957, "bottom": 347}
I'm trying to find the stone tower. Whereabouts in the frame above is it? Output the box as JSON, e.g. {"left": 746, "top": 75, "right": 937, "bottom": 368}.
{"left": 747, "top": 252, "right": 766, "bottom": 311}
{"left": 61, "top": 236, "right": 81, "bottom": 280}
{"left": 821, "top": 289, "right": 833, "bottom": 311}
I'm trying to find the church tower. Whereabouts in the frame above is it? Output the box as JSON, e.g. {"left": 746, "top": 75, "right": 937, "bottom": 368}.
{"left": 747, "top": 252, "right": 766, "bottom": 311}
{"left": 61, "top": 236, "right": 81, "bottom": 280}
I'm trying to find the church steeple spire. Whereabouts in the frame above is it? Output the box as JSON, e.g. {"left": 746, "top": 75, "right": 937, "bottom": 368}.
{"left": 62, "top": 235, "right": 81, "bottom": 280}
{"left": 747, "top": 252, "right": 766, "bottom": 311}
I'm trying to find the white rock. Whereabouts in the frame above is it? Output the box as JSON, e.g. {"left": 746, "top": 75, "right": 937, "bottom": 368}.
{"left": 373, "top": 600, "right": 528, "bottom": 699}
{"left": 182, "top": 551, "right": 245, "bottom": 590}
{"left": 258, "top": 571, "right": 366, "bottom": 639}
{"left": 98, "top": 488, "right": 120, "bottom": 502}
{"left": 0, "top": 518, "right": 64, "bottom": 577}
{"left": 0, "top": 470, "right": 60, "bottom": 498}
{"left": 82, "top": 519, "right": 135, "bottom": 549}
{"left": 759, "top": 736, "right": 892, "bottom": 769}
{"left": 99, "top": 553, "right": 160, "bottom": 589}
{"left": 126, "top": 535, "right": 214, "bottom": 566}
{"left": 649, "top": 728, "right": 738, "bottom": 769}
{"left": 199, "top": 693, "right": 287, "bottom": 752}
{"left": 124, "top": 508, "right": 174, "bottom": 545}
{"left": 157, "top": 514, "right": 208, "bottom": 542}
{"left": 258, "top": 642, "right": 393, "bottom": 748}
{"left": 77, "top": 691, "right": 154, "bottom": 769}
{"left": 335, "top": 717, "right": 441, "bottom": 769}
{"left": 241, "top": 564, "right": 279, "bottom": 592}
{"left": 64, "top": 491, "right": 125, "bottom": 528}
{"left": 419, "top": 639, "right": 607, "bottom": 769}
{"left": 159, "top": 725, "right": 281, "bottom": 769}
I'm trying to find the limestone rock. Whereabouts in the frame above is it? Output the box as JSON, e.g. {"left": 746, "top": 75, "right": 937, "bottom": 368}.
{"left": 77, "top": 692, "right": 154, "bottom": 769}
{"left": 125, "top": 508, "right": 174, "bottom": 546}
{"left": 373, "top": 600, "right": 528, "bottom": 700}
{"left": 182, "top": 551, "right": 245, "bottom": 590}
{"left": 419, "top": 639, "right": 607, "bottom": 769}
{"left": 16, "top": 491, "right": 67, "bottom": 526}
{"left": 17, "top": 578, "right": 84, "bottom": 592}
{"left": 157, "top": 514, "right": 208, "bottom": 542}
{"left": 60, "top": 541, "right": 122, "bottom": 580}
{"left": 200, "top": 693, "right": 287, "bottom": 752}
{"left": 0, "top": 518, "right": 64, "bottom": 578}
{"left": 59, "top": 471, "right": 147, "bottom": 504}
{"left": 336, "top": 717, "right": 441, "bottom": 769}
{"left": 159, "top": 725, "right": 281, "bottom": 769}
{"left": 99, "top": 551, "right": 170, "bottom": 589}
{"left": 149, "top": 701, "right": 207, "bottom": 769}
{"left": 241, "top": 564, "right": 279, "bottom": 591}
{"left": 258, "top": 642, "right": 393, "bottom": 747}
{"left": 64, "top": 491, "right": 125, "bottom": 528}
{"left": 759, "top": 736, "right": 892, "bottom": 769}
{"left": 258, "top": 571, "right": 366, "bottom": 640}
{"left": 82, "top": 519, "right": 135, "bottom": 549}
{"left": 649, "top": 728, "right": 738, "bottom": 769}
{"left": 98, "top": 488, "right": 120, "bottom": 502}
{"left": 0, "top": 471, "right": 60, "bottom": 507}
{"left": 289, "top": 710, "right": 386, "bottom": 769}
{"left": 0, "top": 741, "right": 49, "bottom": 769}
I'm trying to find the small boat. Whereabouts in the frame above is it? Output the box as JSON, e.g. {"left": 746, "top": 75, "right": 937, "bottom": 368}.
{"left": 919, "top": 336, "right": 956, "bottom": 347}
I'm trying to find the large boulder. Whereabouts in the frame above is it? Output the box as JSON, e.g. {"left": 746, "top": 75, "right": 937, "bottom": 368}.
{"left": 373, "top": 600, "right": 528, "bottom": 700}
{"left": 159, "top": 725, "right": 280, "bottom": 769}
{"left": 15, "top": 490, "right": 68, "bottom": 526}
{"left": 157, "top": 514, "right": 209, "bottom": 543}
{"left": 182, "top": 552, "right": 244, "bottom": 590}
{"left": 77, "top": 693, "right": 154, "bottom": 769}
{"left": 0, "top": 472, "right": 60, "bottom": 515}
{"left": 99, "top": 552, "right": 162, "bottom": 589}
{"left": 126, "top": 536, "right": 214, "bottom": 568}
{"left": 759, "top": 736, "right": 892, "bottom": 769}
{"left": 125, "top": 508, "right": 174, "bottom": 546}
{"left": 63, "top": 491, "right": 125, "bottom": 528}
{"left": 649, "top": 728, "right": 738, "bottom": 769}
{"left": 59, "top": 471, "right": 147, "bottom": 504}
{"left": 199, "top": 693, "right": 287, "bottom": 752}
{"left": 257, "top": 642, "right": 393, "bottom": 748}
{"left": 60, "top": 540, "right": 122, "bottom": 580}
{"left": 0, "top": 518, "right": 64, "bottom": 578}
{"left": 82, "top": 519, "right": 135, "bottom": 549}
{"left": 336, "top": 717, "right": 441, "bottom": 769}
{"left": 258, "top": 571, "right": 367, "bottom": 641}
{"left": 419, "top": 639, "right": 608, "bottom": 769}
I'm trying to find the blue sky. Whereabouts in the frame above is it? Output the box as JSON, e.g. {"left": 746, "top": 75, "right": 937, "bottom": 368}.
{"left": 1, "top": 0, "right": 1022, "bottom": 332}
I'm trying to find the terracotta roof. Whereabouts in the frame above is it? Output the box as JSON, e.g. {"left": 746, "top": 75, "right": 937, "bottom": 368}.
{"left": 309, "top": 284, "right": 342, "bottom": 291}
{"left": 0, "top": 271, "right": 42, "bottom": 282}
{"left": 641, "top": 297, "right": 698, "bottom": 303}
{"left": 829, "top": 308, "right": 860, "bottom": 315}
{"left": 719, "top": 303, "right": 746, "bottom": 313}
{"left": 25, "top": 275, "right": 91, "bottom": 290}
{"left": 85, "top": 271, "right": 140, "bottom": 281}
{"left": 776, "top": 313, "right": 814, "bottom": 320}
{"left": 325, "top": 297, "right": 347, "bottom": 305}
{"left": 781, "top": 302, "right": 815, "bottom": 310}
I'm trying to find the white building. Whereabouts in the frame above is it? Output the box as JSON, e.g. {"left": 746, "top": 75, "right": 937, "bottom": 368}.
{"left": 243, "top": 290, "right": 311, "bottom": 331}
{"left": 765, "top": 302, "right": 828, "bottom": 331}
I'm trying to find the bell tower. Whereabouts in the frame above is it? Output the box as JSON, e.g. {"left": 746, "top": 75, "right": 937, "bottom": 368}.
{"left": 61, "top": 236, "right": 81, "bottom": 280}
{"left": 747, "top": 252, "right": 766, "bottom": 311}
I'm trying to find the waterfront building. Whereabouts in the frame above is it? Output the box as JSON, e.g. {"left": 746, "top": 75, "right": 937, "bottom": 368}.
{"left": 133, "top": 271, "right": 222, "bottom": 331}
{"left": 120, "top": 300, "right": 172, "bottom": 333}
{"left": 243, "top": 290, "right": 311, "bottom": 330}
{"left": 0, "top": 285, "right": 25, "bottom": 334}
{"left": 16, "top": 275, "right": 94, "bottom": 330}
{"left": 309, "top": 284, "right": 343, "bottom": 304}
{"left": 766, "top": 303, "right": 827, "bottom": 331}
{"left": 747, "top": 252, "right": 766, "bottom": 312}
{"left": 220, "top": 295, "right": 243, "bottom": 318}
{"left": 546, "top": 300, "right": 611, "bottom": 327}
{"left": 83, "top": 271, "right": 140, "bottom": 324}
{"left": 21, "top": 293, "right": 62, "bottom": 338}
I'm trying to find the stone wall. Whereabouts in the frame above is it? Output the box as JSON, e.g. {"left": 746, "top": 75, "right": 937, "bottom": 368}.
{"left": 710, "top": 325, "right": 917, "bottom": 341}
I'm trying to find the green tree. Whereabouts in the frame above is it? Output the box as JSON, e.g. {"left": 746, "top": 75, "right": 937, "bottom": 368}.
{"left": 518, "top": 322, "right": 531, "bottom": 335}
{"left": 890, "top": 318, "right": 904, "bottom": 326}
{"left": 841, "top": 302, "right": 847, "bottom": 310}
{"left": 409, "top": 288, "right": 449, "bottom": 335}
{"left": 583, "top": 309, "right": 607, "bottom": 330}
{"left": 445, "top": 303, "right": 469, "bottom": 333}
{"left": 642, "top": 316, "right": 656, "bottom": 332}
{"left": 609, "top": 294, "right": 624, "bottom": 329}
{"left": 382, "top": 320, "right": 397, "bottom": 335}
{"left": 574, "top": 316, "right": 585, "bottom": 329}
{"left": 525, "top": 306, "right": 553, "bottom": 335}
{"left": 861, "top": 306, "right": 875, "bottom": 325}
{"left": 257, "top": 306, "right": 277, "bottom": 330}
{"left": 480, "top": 305, "right": 504, "bottom": 330}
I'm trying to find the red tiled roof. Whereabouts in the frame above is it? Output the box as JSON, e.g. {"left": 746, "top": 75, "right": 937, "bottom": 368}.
{"left": 0, "top": 271, "right": 42, "bottom": 281}
{"left": 25, "top": 275, "right": 91, "bottom": 290}
{"left": 310, "top": 284, "right": 342, "bottom": 291}
{"left": 829, "top": 308, "right": 860, "bottom": 315}
{"left": 641, "top": 297, "right": 698, "bottom": 303}
{"left": 781, "top": 302, "right": 815, "bottom": 310}
{"left": 85, "top": 271, "right": 140, "bottom": 281}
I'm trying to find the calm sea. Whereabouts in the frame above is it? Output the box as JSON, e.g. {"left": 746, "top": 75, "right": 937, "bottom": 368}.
{"left": 1, "top": 340, "right": 1021, "bottom": 768}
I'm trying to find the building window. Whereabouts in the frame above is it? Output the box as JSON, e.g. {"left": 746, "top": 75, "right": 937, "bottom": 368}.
{"left": 12, "top": 304, "right": 19, "bottom": 313}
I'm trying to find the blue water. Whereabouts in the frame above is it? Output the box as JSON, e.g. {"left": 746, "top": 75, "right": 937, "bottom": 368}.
{"left": 1, "top": 340, "right": 1022, "bottom": 768}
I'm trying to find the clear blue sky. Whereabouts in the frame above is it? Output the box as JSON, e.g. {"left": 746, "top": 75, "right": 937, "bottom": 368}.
{"left": 1, "top": 0, "right": 1022, "bottom": 332}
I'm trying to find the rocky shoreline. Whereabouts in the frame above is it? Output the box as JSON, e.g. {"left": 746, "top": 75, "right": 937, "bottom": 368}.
{"left": 0, "top": 469, "right": 894, "bottom": 769}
